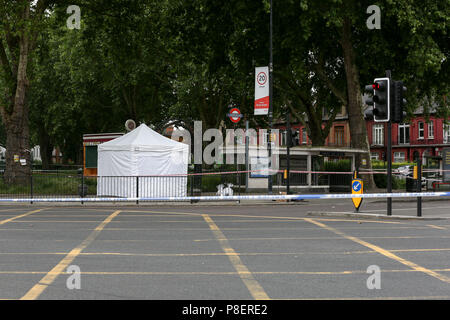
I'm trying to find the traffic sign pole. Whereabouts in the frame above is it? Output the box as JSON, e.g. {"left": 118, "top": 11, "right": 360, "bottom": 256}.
{"left": 267, "top": 0, "right": 273, "bottom": 195}
{"left": 286, "top": 112, "right": 290, "bottom": 195}
{"left": 417, "top": 158, "right": 422, "bottom": 217}
{"left": 386, "top": 70, "right": 392, "bottom": 216}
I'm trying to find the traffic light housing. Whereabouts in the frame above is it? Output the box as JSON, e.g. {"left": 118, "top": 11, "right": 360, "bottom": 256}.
{"left": 372, "top": 78, "right": 390, "bottom": 122}
{"left": 364, "top": 78, "right": 390, "bottom": 122}
{"left": 392, "top": 80, "right": 407, "bottom": 123}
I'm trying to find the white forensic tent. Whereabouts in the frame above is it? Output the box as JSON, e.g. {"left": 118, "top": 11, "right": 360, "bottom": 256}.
{"left": 97, "top": 124, "right": 189, "bottom": 198}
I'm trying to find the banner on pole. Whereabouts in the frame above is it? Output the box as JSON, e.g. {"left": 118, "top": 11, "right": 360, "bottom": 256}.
{"left": 254, "top": 66, "right": 269, "bottom": 115}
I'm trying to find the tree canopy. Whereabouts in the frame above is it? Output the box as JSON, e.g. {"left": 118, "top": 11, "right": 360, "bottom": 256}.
{"left": 0, "top": 0, "right": 448, "bottom": 173}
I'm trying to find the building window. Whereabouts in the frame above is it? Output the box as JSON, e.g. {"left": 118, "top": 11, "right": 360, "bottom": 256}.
{"left": 418, "top": 122, "right": 424, "bottom": 139}
{"left": 372, "top": 124, "right": 384, "bottom": 146}
{"left": 370, "top": 152, "right": 379, "bottom": 160}
{"left": 428, "top": 121, "right": 434, "bottom": 139}
{"left": 398, "top": 123, "right": 410, "bottom": 144}
{"left": 301, "top": 128, "right": 307, "bottom": 144}
{"left": 334, "top": 126, "right": 344, "bottom": 146}
{"left": 394, "top": 152, "right": 405, "bottom": 163}
{"left": 444, "top": 124, "right": 450, "bottom": 143}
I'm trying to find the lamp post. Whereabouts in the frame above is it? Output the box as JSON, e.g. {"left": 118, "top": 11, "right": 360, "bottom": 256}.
{"left": 268, "top": 0, "right": 274, "bottom": 194}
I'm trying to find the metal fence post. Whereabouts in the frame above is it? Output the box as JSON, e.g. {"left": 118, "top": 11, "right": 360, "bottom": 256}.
{"left": 30, "top": 172, "right": 33, "bottom": 205}
{"left": 417, "top": 159, "right": 422, "bottom": 217}
{"left": 190, "top": 174, "right": 194, "bottom": 204}
{"left": 81, "top": 170, "right": 84, "bottom": 205}
{"left": 237, "top": 165, "right": 240, "bottom": 203}
{"left": 136, "top": 176, "right": 139, "bottom": 205}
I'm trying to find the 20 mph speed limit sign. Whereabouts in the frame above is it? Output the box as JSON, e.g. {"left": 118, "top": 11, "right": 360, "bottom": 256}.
{"left": 254, "top": 66, "right": 269, "bottom": 115}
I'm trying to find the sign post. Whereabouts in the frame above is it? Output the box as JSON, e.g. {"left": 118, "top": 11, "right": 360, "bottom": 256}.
{"left": 385, "top": 70, "right": 393, "bottom": 216}
{"left": 351, "top": 171, "right": 364, "bottom": 212}
{"left": 415, "top": 158, "right": 422, "bottom": 217}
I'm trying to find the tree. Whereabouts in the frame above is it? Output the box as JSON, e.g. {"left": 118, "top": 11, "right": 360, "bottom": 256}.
{"left": 28, "top": 1, "right": 174, "bottom": 164}
{"left": 272, "top": 0, "right": 448, "bottom": 188}
{"left": 161, "top": 0, "right": 271, "bottom": 135}
{"left": 0, "top": 0, "right": 51, "bottom": 182}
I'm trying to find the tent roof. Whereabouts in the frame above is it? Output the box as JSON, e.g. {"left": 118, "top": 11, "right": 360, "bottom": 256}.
{"left": 98, "top": 123, "right": 188, "bottom": 152}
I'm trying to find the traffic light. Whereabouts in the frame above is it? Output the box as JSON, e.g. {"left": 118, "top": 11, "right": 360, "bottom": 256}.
{"left": 392, "top": 80, "right": 407, "bottom": 123}
{"left": 372, "top": 78, "right": 390, "bottom": 122}
{"left": 364, "top": 78, "right": 390, "bottom": 122}
{"left": 364, "top": 84, "right": 375, "bottom": 117}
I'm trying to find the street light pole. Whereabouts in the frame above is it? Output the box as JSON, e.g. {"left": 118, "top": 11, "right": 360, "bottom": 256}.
{"left": 268, "top": 0, "right": 273, "bottom": 194}
{"left": 386, "top": 70, "right": 392, "bottom": 216}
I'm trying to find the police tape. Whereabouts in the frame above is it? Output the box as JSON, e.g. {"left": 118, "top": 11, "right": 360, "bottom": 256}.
{"left": 1, "top": 191, "right": 450, "bottom": 202}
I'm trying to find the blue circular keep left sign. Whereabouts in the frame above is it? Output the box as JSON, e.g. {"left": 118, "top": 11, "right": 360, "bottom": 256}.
{"left": 352, "top": 180, "right": 362, "bottom": 192}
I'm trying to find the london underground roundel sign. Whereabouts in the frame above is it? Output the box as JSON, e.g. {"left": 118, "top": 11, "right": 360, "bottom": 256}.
{"left": 227, "top": 108, "right": 243, "bottom": 123}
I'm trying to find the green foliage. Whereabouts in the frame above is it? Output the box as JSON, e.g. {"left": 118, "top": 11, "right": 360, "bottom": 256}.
{"left": 2, "top": 0, "right": 448, "bottom": 169}
{"left": 371, "top": 161, "right": 415, "bottom": 169}
{"left": 323, "top": 160, "right": 352, "bottom": 172}
{"left": 371, "top": 161, "right": 414, "bottom": 189}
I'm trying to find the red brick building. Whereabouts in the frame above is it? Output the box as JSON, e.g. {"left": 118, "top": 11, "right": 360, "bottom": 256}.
{"left": 274, "top": 106, "right": 449, "bottom": 164}
{"left": 366, "top": 110, "right": 450, "bottom": 163}
{"left": 275, "top": 108, "right": 351, "bottom": 149}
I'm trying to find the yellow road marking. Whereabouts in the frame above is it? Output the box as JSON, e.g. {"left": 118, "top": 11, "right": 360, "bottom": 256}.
{"left": 194, "top": 235, "right": 450, "bottom": 242}
{"left": 304, "top": 218, "right": 450, "bottom": 284}
{"left": 2, "top": 247, "right": 450, "bottom": 257}
{"left": 0, "top": 209, "right": 46, "bottom": 225}
{"left": 3, "top": 268, "right": 450, "bottom": 276}
{"left": 0, "top": 208, "right": 30, "bottom": 212}
{"left": 202, "top": 214, "right": 269, "bottom": 300}
{"left": 122, "top": 210, "right": 407, "bottom": 224}
{"left": 6, "top": 220, "right": 107, "bottom": 223}
{"left": 20, "top": 210, "right": 121, "bottom": 300}
{"left": 121, "top": 210, "right": 204, "bottom": 217}
{"left": 427, "top": 225, "right": 447, "bottom": 230}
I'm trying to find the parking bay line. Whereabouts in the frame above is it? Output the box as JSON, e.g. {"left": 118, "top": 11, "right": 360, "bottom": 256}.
{"left": 202, "top": 214, "right": 270, "bottom": 300}
{"left": 0, "top": 209, "right": 46, "bottom": 225}
{"left": 194, "top": 235, "right": 450, "bottom": 242}
{"left": 303, "top": 218, "right": 450, "bottom": 284}
{"left": 20, "top": 210, "right": 121, "bottom": 300}
{"left": 3, "top": 268, "right": 450, "bottom": 276}
{"left": 126, "top": 210, "right": 407, "bottom": 225}
{"left": 427, "top": 225, "right": 447, "bottom": 230}
{"left": 2, "top": 247, "right": 450, "bottom": 257}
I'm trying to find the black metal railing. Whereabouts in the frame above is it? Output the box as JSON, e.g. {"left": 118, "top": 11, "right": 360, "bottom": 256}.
{"left": 0, "top": 169, "right": 355, "bottom": 201}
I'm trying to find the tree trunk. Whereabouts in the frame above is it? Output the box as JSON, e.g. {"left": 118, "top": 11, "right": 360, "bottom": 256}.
{"left": 0, "top": 1, "right": 48, "bottom": 184}
{"left": 3, "top": 69, "right": 31, "bottom": 183}
{"left": 3, "top": 105, "right": 31, "bottom": 184}
{"left": 340, "top": 18, "right": 375, "bottom": 189}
